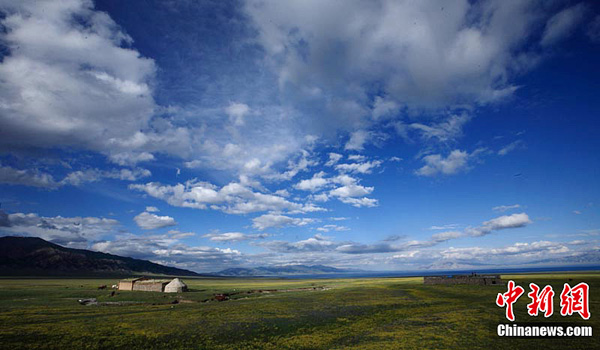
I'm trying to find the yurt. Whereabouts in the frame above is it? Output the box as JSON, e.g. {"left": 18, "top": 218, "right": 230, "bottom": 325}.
{"left": 164, "top": 278, "right": 188, "bottom": 293}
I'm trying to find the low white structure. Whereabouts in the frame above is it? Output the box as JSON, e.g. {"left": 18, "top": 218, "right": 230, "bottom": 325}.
{"left": 164, "top": 278, "right": 188, "bottom": 293}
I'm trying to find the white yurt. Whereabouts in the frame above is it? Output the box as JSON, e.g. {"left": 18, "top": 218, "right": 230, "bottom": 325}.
{"left": 164, "top": 278, "right": 188, "bottom": 293}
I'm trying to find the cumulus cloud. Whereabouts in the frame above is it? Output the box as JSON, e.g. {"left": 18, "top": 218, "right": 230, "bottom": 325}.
{"left": 130, "top": 179, "right": 324, "bottom": 215}
{"left": 345, "top": 130, "right": 371, "bottom": 151}
{"left": 335, "top": 160, "right": 382, "bottom": 174}
{"left": 416, "top": 148, "right": 485, "bottom": 176}
{"left": 0, "top": 210, "right": 118, "bottom": 247}
{"left": 466, "top": 213, "right": 532, "bottom": 237}
{"left": 294, "top": 171, "right": 328, "bottom": 192}
{"left": 325, "top": 153, "right": 343, "bottom": 167}
{"left": 440, "top": 240, "right": 570, "bottom": 262}
{"left": 0, "top": 0, "right": 581, "bottom": 184}
{"left": 243, "top": 0, "right": 566, "bottom": 146}
{"left": 91, "top": 232, "right": 242, "bottom": 272}
{"left": 225, "top": 102, "right": 251, "bottom": 126}
{"left": 329, "top": 181, "right": 378, "bottom": 208}
{"left": 0, "top": 0, "right": 158, "bottom": 161}
{"left": 0, "top": 163, "right": 151, "bottom": 189}
{"left": 329, "top": 183, "right": 372, "bottom": 197}
{"left": 259, "top": 234, "right": 337, "bottom": 253}
{"left": 252, "top": 214, "right": 315, "bottom": 230}
{"left": 0, "top": 164, "right": 58, "bottom": 188}
{"left": 372, "top": 96, "right": 399, "bottom": 120}
{"left": 133, "top": 211, "right": 177, "bottom": 230}
{"left": 60, "top": 167, "right": 151, "bottom": 186}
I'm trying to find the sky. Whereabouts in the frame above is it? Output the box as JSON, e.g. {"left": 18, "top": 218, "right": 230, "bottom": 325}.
{"left": 0, "top": 0, "right": 599, "bottom": 273}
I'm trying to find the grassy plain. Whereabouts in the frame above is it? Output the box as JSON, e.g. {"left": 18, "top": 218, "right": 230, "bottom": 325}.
{"left": 0, "top": 273, "right": 599, "bottom": 349}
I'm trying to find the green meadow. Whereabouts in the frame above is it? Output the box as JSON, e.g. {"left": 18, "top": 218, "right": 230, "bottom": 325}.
{"left": 0, "top": 273, "right": 598, "bottom": 349}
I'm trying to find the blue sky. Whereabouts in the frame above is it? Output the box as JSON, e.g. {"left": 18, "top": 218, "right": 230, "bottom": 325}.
{"left": 0, "top": 0, "right": 599, "bottom": 272}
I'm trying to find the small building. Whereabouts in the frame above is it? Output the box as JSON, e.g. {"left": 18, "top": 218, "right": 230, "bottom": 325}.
{"left": 118, "top": 277, "right": 145, "bottom": 291}
{"left": 424, "top": 274, "right": 503, "bottom": 286}
{"left": 118, "top": 277, "right": 188, "bottom": 292}
{"left": 133, "top": 279, "right": 171, "bottom": 292}
{"left": 165, "top": 278, "right": 188, "bottom": 293}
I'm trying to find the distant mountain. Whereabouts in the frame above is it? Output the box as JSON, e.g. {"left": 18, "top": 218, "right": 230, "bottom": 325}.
{"left": 216, "top": 264, "right": 355, "bottom": 276}
{"left": 0, "top": 236, "right": 201, "bottom": 277}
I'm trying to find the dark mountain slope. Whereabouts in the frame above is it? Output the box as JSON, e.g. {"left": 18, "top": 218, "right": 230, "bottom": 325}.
{"left": 0, "top": 236, "right": 200, "bottom": 276}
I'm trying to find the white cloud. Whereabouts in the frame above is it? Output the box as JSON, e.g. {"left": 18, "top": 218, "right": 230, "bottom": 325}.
{"left": 245, "top": 0, "right": 560, "bottom": 118}
{"left": 466, "top": 213, "right": 532, "bottom": 237}
{"left": 91, "top": 232, "right": 242, "bottom": 272}
{"left": 109, "top": 152, "right": 156, "bottom": 166}
{"left": 0, "top": 163, "right": 150, "bottom": 188}
{"left": 0, "top": 1, "right": 159, "bottom": 161}
{"left": 430, "top": 231, "right": 463, "bottom": 242}
{"left": 440, "top": 240, "right": 571, "bottom": 263}
{"left": 166, "top": 230, "right": 195, "bottom": 239}
{"left": 133, "top": 211, "right": 177, "bottom": 230}
{"left": 498, "top": 140, "right": 524, "bottom": 156}
{"left": 492, "top": 204, "right": 521, "bottom": 212}
{"left": 335, "top": 243, "right": 391, "bottom": 254}
{"left": 145, "top": 206, "right": 159, "bottom": 212}
{"left": 202, "top": 232, "right": 269, "bottom": 242}
{"left": 263, "top": 150, "right": 317, "bottom": 181}
{"left": 335, "top": 160, "right": 382, "bottom": 174}
{"left": 60, "top": 167, "right": 151, "bottom": 186}
{"left": 184, "top": 160, "right": 202, "bottom": 169}
{"left": 330, "top": 184, "right": 373, "bottom": 198}
{"left": 130, "top": 179, "right": 323, "bottom": 215}
{"left": 0, "top": 164, "right": 57, "bottom": 188}
{"left": 337, "top": 197, "right": 378, "bottom": 208}
{"left": 259, "top": 234, "right": 336, "bottom": 253}
{"left": 347, "top": 154, "right": 366, "bottom": 162}
{"left": 294, "top": 171, "right": 328, "bottom": 192}
{"left": 316, "top": 224, "right": 349, "bottom": 233}
{"left": 541, "top": 4, "right": 587, "bottom": 47}
{"left": 225, "top": 102, "right": 250, "bottom": 126}
{"left": 345, "top": 130, "right": 370, "bottom": 151}
{"left": 325, "top": 153, "right": 343, "bottom": 167}
{"left": 328, "top": 176, "right": 378, "bottom": 208}
{"left": 0, "top": 0, "right": 580, "bottom": 185}
{"left": 252, "top": 214, "right": 315, "bottom": 230}
{"left": 310, "top": 193, "right": 330, "bottom": 202}
{"left": 0, "top": 211, "right": 118, "bottom": 247}
{"left": 410, "top": 114, "right": 471, "bottom": 143}
{"left": 429, "top": 224, "right": 459, "bottom": 230}
{"left": 416, "top": 149, "right": 485, "bottom": 176}
{"left": 371, "top": 96, "right": 399, "bottom": 120}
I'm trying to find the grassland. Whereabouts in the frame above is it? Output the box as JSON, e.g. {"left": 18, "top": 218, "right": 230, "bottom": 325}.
{"left": 0, "top": 273, "right": 599, "bottom": 349}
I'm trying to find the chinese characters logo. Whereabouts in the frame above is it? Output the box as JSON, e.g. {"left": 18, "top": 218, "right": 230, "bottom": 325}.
{"left": 496, "top": 281, "right": 590, "bottom": 321}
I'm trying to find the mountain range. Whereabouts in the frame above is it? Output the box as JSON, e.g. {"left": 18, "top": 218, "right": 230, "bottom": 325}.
{"left": 0, "top": 236, "right": 200, "bottom": 276}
